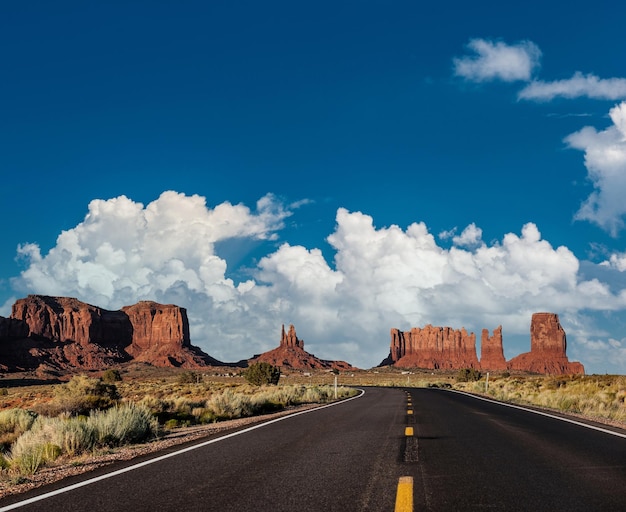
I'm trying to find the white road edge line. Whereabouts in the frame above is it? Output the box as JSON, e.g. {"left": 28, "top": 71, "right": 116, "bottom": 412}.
{"left": 446, "top": 389, "right": 626, "bottom": 439}
{"left": 0, "top": 389, "right": 366, "bottom": 511}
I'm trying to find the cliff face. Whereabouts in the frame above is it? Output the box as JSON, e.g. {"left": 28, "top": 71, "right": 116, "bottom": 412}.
{"left": 250, "top": 324, "right": 354, "bottom": 371}
{"left": 0, "top": 295, "right": 220, "bottom": 372}
{"left": 11, "top": 296, "right": 131, "bottom": 348}
{"left": 388, "top": 325, "right": 480, "bottom": 370}
{"left": 384, "top": 313, "right": 584, "bottom": 375}
{"left": 508, "top": 313, "right": 584, "bottom": 375}
{"left": 480, "top": 326, "right": 507, "bottom": 370}
{"left": 0, "top": 316, "right": 29, "bottom": 339}
{"left": 122, "top": 301, "right": 211, "bottom": 367}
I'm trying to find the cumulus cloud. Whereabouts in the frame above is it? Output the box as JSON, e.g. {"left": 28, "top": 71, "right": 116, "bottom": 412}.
{"left": 519, "top": 72, "right": 626, "bottom": 101}
{"left": 565, "top": 102, "right": 626, "bottom": 236}
{"left": 453, "top": 38, "right": 541, "bottom": 83}
{"left": 11, "top": 195, "right": 626, "bottom": 372}
{"left": 602, "top": 252, "right": 626, "bottom": 272}
{"left": 14, "top": 191, "right": 292, "bottom": 306}
{"left": 452, "top": 223, "right": 483, "bottom": 248}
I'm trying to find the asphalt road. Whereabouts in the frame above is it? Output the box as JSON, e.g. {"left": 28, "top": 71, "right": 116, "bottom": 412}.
{"left": 1, "top": 387, "right": 624, "bottom": 512}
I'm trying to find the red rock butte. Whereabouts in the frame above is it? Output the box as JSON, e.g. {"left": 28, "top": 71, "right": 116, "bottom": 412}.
{"left": 0, "top": 295, "right": 221, "bottom": 373}
{"left": 249, "top": 324, "right": 354, "bottom": 371}
{"left": 383, "top": 312, "right": 584, "bottom": 375}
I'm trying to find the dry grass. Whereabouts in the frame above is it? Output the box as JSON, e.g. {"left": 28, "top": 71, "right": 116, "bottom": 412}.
{"left": 456, "top": 374, "right": 626, "bottom": 425}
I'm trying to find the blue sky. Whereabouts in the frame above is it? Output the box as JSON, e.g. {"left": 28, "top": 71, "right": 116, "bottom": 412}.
{"left": 2, "top": 1, "right": 626, "bottom": 373}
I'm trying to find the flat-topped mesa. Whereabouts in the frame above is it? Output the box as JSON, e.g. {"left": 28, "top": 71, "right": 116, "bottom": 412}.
{"left": 388, "top": 325, "right": 480, "bottom": 370}
{"left": 11, "top": 295, "right": 131, "bottom": 348}
{"left": 508, "top": 313, "right": 584, "bottom": 375}
{"left": 122, "top": 301, "right": 191, "bottom": 352}
{"left": 250, "top": 324, "right": 354, "bottom": 371}
{"left": 1, "top": 295, "right": 220, "bottom": 371}
{"left": 480, "top": 326, "right": 507, "bottom": 371}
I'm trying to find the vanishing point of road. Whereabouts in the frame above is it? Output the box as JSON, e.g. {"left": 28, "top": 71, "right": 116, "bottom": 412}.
{"left": 1, "top": 387, "right": 624, "bottom": 511}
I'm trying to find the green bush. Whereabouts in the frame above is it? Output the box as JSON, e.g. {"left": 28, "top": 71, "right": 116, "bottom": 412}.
{"left": 456, "top": 368, "right": 482, "bottom": 382}
{"left": 243, "top": 362, "right": 281, "bottom": 386}
{"left": 101, "top": 369, "right": 122, "bottom": 383}
{"left": 50, "top": 375, "right": 120, "bottom": 415}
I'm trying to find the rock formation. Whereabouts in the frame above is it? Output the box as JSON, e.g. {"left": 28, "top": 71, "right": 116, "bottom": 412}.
{"left": 0, "top": 295, "right": 221, "bottom": 373}
{"left": 383, "top": 313, "right": 584, "bottom": 375}
{"left": 508, "top": 313, "right": 584, "bottom": 375}
{"left": 120, "top": 301, "right": 204, "bottom": 367}
{"left": 250, "top": 324, "right": 354, "bottom": 371}
{"left": 384, "top": 325, "right": 480, "bottom": 369}
{"left": 11, "top": 295, "right": 132, "bottom": 348}
{"left": 480, "top": 326, "right": 507, "bottom": 370}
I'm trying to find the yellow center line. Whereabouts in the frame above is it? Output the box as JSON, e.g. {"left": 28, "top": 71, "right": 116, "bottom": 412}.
{"left": 395, "top": 476, "right": 414, "bottom": 512}
{"left": 405, "top": 426, "right": 414, "bottom": 436}
{"left": 407, "top": 409, "right": 413, "bottom": 415}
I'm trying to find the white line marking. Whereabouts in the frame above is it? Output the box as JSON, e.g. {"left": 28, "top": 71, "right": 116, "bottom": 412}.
{"left": 0, "top": 389, "right": 366, "bottom": 511}
{"left": 445, "top": 389, "right": 626, "bottom": 439}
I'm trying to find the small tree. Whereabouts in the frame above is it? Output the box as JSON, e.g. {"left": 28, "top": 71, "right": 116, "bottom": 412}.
{"left": 243, "top": 362, "right": 281, "bottom": 386}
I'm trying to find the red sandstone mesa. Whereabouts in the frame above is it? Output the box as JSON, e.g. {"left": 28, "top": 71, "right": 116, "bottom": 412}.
{"left": 0, "top": 295, "right": 219, "bottom": 372}
{"left": 250, "top": 324, "right": 354, "bottom": 371}
{"left": 386, "top": 325, "right": 480, "bottom": 370}
{"left": 384, "top": 313, "right": 584, "bottom": 375}
{"left": 508, "top": 313, "right": 584, "bottom": 375}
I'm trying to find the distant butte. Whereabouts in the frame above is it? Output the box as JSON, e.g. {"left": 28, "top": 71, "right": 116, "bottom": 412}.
{"left": 0, "top": 295, "right": 222, "bottom": 374}
{"left": 381, "top": 312, "right": 584, "bottom": 375}
{"left": 249, "top": 324, "right": 355, "bottom": 371}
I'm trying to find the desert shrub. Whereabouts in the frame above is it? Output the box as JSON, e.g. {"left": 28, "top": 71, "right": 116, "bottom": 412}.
{"left": 8, "top": 417, "right": 69, "bottom": 473}
{"left": 243, "top": 363, "right": 281, "bottom": 386}
{"left": 89, "top": 404, "right": 159, "bottom": 446}
{"left": 8, "top": 404, "right": 159, "bottom": 475}
{"left": 0, "top": 408, "right": 37, "bottom": 435}
{"left": 456, "top": 368, "right": 482, "bottom": 382}
{"left": 206, "top": 389, "right": 254, "bottom": 419}
{"left": 50, "top": 375, "right": 120, "bottom": 415}
{"left": 0, "top": 409, "right": 38, "bottom": 451}
{"left": 101, "top": 369, "right": 122, "bottom": 383}
{"left": 428, "top": 382, "right": 452, "bottom": 389}
{"left": 178, "top": 371, "right": 201, "bottom": 384}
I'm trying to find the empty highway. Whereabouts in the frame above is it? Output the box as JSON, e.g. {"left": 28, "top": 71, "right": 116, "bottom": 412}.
{"left": 0, "top": 387, "right": 624, "bottom": 511}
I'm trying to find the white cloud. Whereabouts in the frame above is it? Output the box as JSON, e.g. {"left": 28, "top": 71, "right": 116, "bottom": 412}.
{"left": 453, "top": 38, "right": 541, "bottom": 83}
{"left": 565, "top": 102, "right": 626, "bottom": 236}
{"left": 13, "top": 191, "right": 292, "bottom": 307}
{"left": 11, "top": 196, "right": 626, "bottom": 373}
{"left": 602, "top": 252, "right": 626, "bottom": 272}
{"left": 519, "top": 72, "right": 626, "bottom": 101}
{"left": 452, "top": 223, "right": 483, "bottom": 248}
